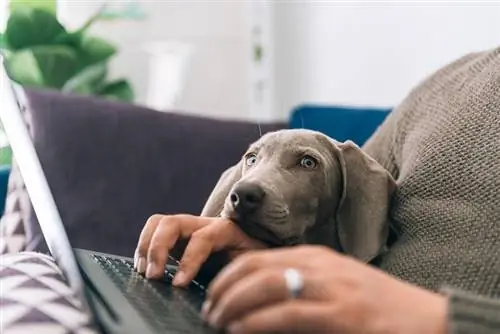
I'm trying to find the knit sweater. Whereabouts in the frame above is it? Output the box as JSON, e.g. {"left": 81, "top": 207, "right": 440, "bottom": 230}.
{"left": 362, "top": 47, "right": 500, "bottom": 333}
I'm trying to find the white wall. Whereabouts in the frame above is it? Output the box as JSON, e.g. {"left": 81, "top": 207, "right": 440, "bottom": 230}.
{"left": 0, "top": 0, "right": 7, "bottom": 31}
{"left": 58, "top": 1, "right": 500, "bottom": 121}
{"left": 58, "top": 0, "right": 251, "bottom": 120}
{"left": 272, "top": 2, "right": 500, "bottom": 120}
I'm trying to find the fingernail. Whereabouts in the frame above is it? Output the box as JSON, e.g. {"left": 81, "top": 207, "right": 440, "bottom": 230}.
{"left": 137, "top": 257, "right": 147, "bottom": 274}
{"left": 208, "top": 309, "right": 222, "bottom": 329}
{"left": 201, "top": 300, "right": 212, "bottom": 321}
{"left": 133, "top": 253, "right": 138, "bottom": 270}
{"left": 227, "top": 322, "right": 243, "bottom": 334}
{"left": 146, "top": 262, "right": 156, "bottom": 278}
{"left": 173, "top": 271, "right": 186, "bottom": 286}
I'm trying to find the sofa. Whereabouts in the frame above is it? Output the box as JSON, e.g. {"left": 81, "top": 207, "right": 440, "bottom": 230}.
{"left": 0, "top": 88, "right": 389, "bottom": 332}
{"left": 0, "top": 88, "right": 390, "bottom": 256}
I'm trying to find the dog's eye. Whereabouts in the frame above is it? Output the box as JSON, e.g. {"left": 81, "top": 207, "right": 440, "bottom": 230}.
{"left": 300, "top": 155, "right": 317, "bottom": 169}
{"left": 245, "top": 153, "right": 258, "bottom": 167}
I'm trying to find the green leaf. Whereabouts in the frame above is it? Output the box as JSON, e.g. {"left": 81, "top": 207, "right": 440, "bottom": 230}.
{"left": 0, "top": 145, "right": 12, "bottom": 166}
{"left": 6, "top": 46, "right": 78, "bottom": 88}
{"left": 76, "top": 35, "right": 117, "bottom": 69}
{"left": 10, "top": 0, "right": 56, "bottom": 14}
{"left": 54, "top": 31, "right": 84, "bottom": 49}
{"left": 5, "top": 50, "right": 44, "bottom": 87}
{"left": 0, "top": 32, "right": 7, "bottom": 49}
{"left": 99, "top": 79, "right": 134, "bottom": 102}
{"left": 33, "top": 46, "right": 79, "bottom": 88}
{"left": 5, "top": 7, "right": 66, "bottom": 50}
{"left": 0, "top": 49, "right": 14, "bottom": 61}
{"left": 62, "top": 62, "right": 108, "bottom": 95}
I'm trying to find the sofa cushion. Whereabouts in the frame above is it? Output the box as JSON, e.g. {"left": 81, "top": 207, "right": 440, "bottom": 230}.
{"left": 9, "top": 89, "right": 284, "bottom": 257}
{"left": 0, "top": 252, "right": 97, "bottom": 333}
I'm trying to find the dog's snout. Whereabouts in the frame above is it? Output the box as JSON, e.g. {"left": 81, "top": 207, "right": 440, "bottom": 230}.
{"left": 230, "top": 183, "right": 265, "bottom": 213}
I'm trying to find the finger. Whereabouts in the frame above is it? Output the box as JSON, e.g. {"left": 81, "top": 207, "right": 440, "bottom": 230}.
{"left": 206, "top": 267, "right": 309, "bottom": 329}
{"left": 172, "top": 229, "right": 214, "bottom": 287}
{"left": 207, "top": 247, "right": 312, "bottom": 306}
{"left": 225, "top": 301, "right": 334, "bottom": 334}
{"left": 134, "top": 214, "right": 162, "bottom": 272}
{"left": 207, "top": 245, "right": 340, "bottom": 304}
{"left": 206, "top": 251, "right": 270, "bottom": 305}
{"left": 146, "top": 215, "right": 207, "bottom": 279}
{"left": 174, "top": 219, "right": 252, "bottom": 287}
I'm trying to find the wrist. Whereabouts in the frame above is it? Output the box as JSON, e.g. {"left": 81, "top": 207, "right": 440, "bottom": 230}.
{"left": 430, "top": 294, "right": 448, "bottom": 334}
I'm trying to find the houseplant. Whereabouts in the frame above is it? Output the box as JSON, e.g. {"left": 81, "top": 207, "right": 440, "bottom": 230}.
{"left": 0, "top": 2, "right": 145, "bottom": 169}
{"left": 0, "top": 4, "right": 135, "bottom": 102}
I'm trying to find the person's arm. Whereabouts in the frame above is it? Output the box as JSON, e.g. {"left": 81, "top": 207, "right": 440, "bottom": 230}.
{"left": 443, "top": 288, "right": 500, "bottom": 334}
{"left": 362, "top": 106, "right": 401, "bottom": 179}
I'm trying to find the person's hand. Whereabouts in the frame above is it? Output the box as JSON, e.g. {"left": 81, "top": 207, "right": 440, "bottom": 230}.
{"left": 133, "top": 214, "right": 266, "bottom": 286}
{"left": 202, "top": 245, "right": 448, "bottom": 334}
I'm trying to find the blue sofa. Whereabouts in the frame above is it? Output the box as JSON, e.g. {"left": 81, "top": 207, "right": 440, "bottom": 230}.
{"left": 0, "top": 166, "right": 9, "bottom": 213}
{"left": 289, "top": 104, "right": 390, "bottom": 145}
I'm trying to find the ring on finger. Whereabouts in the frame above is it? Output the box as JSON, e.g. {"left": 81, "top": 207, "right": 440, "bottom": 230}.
{"left": 283, "top": 268, "right": 303, "bottom": 299}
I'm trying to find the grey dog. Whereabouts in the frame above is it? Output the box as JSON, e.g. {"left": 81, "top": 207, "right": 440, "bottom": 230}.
{"left": 200, "top": 129, "right": 396, "bottom": 263}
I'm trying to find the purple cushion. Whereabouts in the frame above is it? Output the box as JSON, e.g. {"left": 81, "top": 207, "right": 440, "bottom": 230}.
{"left": 24, "top": 89, "right": 285, "bottom": 256}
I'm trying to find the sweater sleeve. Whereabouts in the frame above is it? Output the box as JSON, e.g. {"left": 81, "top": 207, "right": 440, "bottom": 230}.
{"left": 361, "top": 110, "right": 399, "bottom": 179}
{"left": 442, "top": 287, "right": 500, "bottom": 334}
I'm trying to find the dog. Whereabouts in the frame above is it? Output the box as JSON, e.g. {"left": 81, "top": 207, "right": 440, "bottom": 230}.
{"left": 200, "top": 129, "right": 396, "bottom": 263}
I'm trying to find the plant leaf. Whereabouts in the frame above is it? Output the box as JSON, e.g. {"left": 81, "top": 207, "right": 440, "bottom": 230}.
{"left": 99, "top": 79, "right": 134, "bottom": 102}
{"left": 6, "top": 46, "right": 78, "bottom": 88}
{"left": 54, "top": 31, "right": 84, "bottom": 49}
{"left": 77, "top": 35, "right": 117, "bottom": 69}
{"left": 5, "top": 50, "right": 44, "bottom": 87}
{"left": 32, "top": 46, "right": 79, "bottom": 88}
{"left": 0, "top": 32, "right": 8, "bottom": 49}
{"left": 62, "top": 62, "right": 108, "bottom": 95}
{"left": 5, "top": 7, "right": 66, "bottom": 50}
{"left": 0, "top": 146, "right": 13, "bottom": 166}
{"left": 10, "top": 0, "right": 57, "bottom": 14}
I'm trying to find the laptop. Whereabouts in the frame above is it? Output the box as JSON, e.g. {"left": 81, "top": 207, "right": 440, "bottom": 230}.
{"left": 0, "top": 55, "right": 216, "bottom": 333}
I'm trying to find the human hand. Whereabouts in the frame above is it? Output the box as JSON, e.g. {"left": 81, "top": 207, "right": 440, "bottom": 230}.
{"left": 133, "top": 214, "right": 267, "bottom": 286}
{"left": 202, "top": 245, "right": 448, "bottom": 334}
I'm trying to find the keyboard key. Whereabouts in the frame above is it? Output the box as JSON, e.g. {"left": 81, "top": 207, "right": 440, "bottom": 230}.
{"left": 91, "top": 254, "right": 210, "bottom": 332}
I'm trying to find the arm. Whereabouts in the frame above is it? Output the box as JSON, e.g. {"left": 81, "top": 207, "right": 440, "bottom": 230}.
{"left": 362, "top": 49, "right": 500, "bottom": 334}
{"left": 443, "top": 288, "right": 500, "bottom": 334}
{"left": 361, "top": 110, "right": 400, "bottom": 179}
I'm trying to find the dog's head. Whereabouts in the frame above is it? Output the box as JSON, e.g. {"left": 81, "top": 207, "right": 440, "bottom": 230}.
{"left": 201, "top": 129, "right": 396, "bottom": 262}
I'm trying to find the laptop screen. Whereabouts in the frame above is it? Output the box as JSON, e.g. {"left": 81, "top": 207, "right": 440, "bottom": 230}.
{"left": 0, "top": 55, "right": 90, "bottom": 310}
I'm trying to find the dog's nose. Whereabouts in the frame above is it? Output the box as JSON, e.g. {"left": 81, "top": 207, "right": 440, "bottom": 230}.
{"left": 230, "top": 183, "right": 265, "bottom": 213}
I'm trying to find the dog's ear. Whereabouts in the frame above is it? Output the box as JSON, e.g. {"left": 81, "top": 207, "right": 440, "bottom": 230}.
{"left": 335, "top": 140, "right": 396, "bottom": 262}
{"left": 200, "top": 161, "right": 243, "bottom": 217}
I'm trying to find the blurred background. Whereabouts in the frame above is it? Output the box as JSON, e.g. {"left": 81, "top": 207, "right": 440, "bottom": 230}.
{"left": 1, "top": 0, "right": 499, "bottom": 122}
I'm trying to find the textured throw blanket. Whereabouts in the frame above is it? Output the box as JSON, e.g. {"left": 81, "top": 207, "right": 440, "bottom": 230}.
{"left": 363, "top": 46, "right": 500, "bottom": 333}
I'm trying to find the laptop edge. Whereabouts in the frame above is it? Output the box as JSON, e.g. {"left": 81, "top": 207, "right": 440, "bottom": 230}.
{"left": 1, "top": 54, "right": 158, "bottom": 333}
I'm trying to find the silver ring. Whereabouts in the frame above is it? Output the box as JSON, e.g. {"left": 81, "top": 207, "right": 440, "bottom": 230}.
{"left": 283, "top": 268, "right": 303, "bottom": 299}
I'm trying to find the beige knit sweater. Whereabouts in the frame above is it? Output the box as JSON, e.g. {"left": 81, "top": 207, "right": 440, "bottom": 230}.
{"left": 363, "top": 47, "right": 500, "bottom": 333}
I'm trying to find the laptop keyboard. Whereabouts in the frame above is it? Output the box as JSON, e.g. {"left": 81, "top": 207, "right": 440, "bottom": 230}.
{"left": 91, "top": 254, "right": 213, "bottom": 333}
